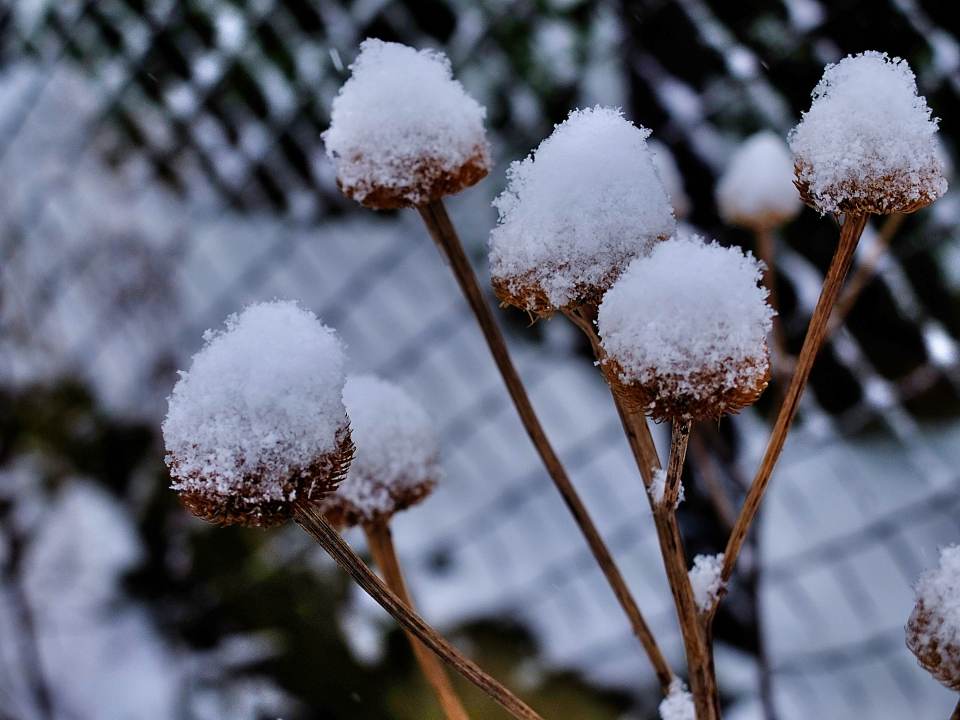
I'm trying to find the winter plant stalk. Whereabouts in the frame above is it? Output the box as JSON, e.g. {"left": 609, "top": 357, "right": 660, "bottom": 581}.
{"left": 323, "top": 42, "right": 673, "bottom": 691}
{"left": 162, "top": 302, "right": 543, "bottom": 720}
{"left": 320, "top": 374, "right": 469, "bottom": 719}
{"left": 714, "top": 51, "right": 946, "bottom": 611}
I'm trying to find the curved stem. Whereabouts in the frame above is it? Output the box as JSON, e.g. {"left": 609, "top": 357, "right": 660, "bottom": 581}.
{"left": 293, "top": 503, "right": 542, "bottom": 720}
{"left": 565, "top": 306, "right": 721, "bottom": 718}
{"left": 417, "top": 200, "right": 673, "bottom": 693}
{"left": 364, "top": 521, "right": 470, "bottom": 720}
{"left": 716, "top": 213, "right": 869, "bottom": 613}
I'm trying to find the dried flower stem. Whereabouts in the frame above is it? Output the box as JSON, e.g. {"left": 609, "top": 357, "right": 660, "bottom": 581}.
{"left": 417, "top": 199, "right": 673, "bottom": 692}
{"left": 715, "top": 212, "right": 869, "bottom": 610}
{"left": 565, "top": 306, "right": 720, "bottom": 718}
{"left": 828, "top": 212, "right": 904, "bottom": 336}
{"left": 754, "top": 227, "right": 790, "bottom": 386}
{"left": 364, "top": 521, "right": 470, "bottom": 720}
{"left": 951, "top": 697, "right": 960, "bottom": 720}
{"left": 293, "top": 503, "right": 542, "bottom": 720}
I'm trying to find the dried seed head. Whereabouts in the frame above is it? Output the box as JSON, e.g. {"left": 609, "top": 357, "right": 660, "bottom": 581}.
{"left": 489, "top": 106, "right": 675, "bottom": 318}
{"left": 321, "top": 375, "right": 440, "bottom": 528}
{"left": 906, "top": 545, "right": 960, "bottom": 690}
{"left": 323, "top": 39, "right": 490, "bottom": 209}
{"left": 716, "top": 131, "right": 802, "bottom": 231}
{"left": 163, "top": 301, "right": 352, "bottom": 527}
{"left": 597, "top": 236, "right": 773, "bottom": 423}
{"left": 789, "top": 51, "right": 946, "bottom": 216}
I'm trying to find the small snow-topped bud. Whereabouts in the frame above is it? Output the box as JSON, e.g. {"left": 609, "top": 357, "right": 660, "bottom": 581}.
{"left": 163, "top": 301, "right": 353, "bottom": 527}
{"left": 689, "top": 553, "right": 725, "bottom": 612}
{"left": 489, "top": 106, "right": 675, "bottom": 316}
{"left": 322, "top": 375, "right": 440, "bottom": 528}
{"left": 906, "top": 544, "right": 960, "bottom": 690}
{"left": 716, "top": 131, "right": 801, "bottom": 231}
{"left": 597, "top": 236, "right": 772, "bottom": 422}
{"left": 649, "top": 139, "right": 691, "bottom": 220}
{"left": 789, "top": 51, "right": 946, "bottom": 216}
{"left": 323, "top": 39, "right": 490, "bottom": 209}
{"left": 658, "top": 678, "right": 694, "bottom": 720}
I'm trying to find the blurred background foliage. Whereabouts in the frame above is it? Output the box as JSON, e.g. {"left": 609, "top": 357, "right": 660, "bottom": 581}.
{"left": 2, "top": 0, "right": 960, "bottom": 718}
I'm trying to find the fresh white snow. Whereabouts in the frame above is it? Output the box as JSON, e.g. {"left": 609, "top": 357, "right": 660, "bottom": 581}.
{"left": 327, "top": 374, "right": 440, "bottom": 523}
{"left": 789, "top": 51, "right": 946, "bottom": 214}
{"left": 716, "top": 130, "right": 801, "bottom": 230}
{"left": 163, "top": 301, "right": 347, "bottom": 503}
{"left": 323, "top": 39, "right": 489, "bottom": 206}
{"left": 689, "top": 553, "right": 726, "bottom": 611}
{"left": 597, "top": 235, "right": 773, "bottom": 407}
{"left": 659, "top": 678, "right": 695, "bottom": 720}
{"left": 489, "top": 106, "right": 675, "bottom": 310}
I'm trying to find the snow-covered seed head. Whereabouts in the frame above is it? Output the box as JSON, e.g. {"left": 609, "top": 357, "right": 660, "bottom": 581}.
{"left": 323, "top": 39, "right": 490, "bottom": 210}
{"left": 716, "top": 131, "right": 802, "bottom": 231}
{"left": 597, "top": 236, "right": 773, "bottom": 423}
{"left": 789, "top": 51, "right": 947, "bottom": 216}
{"left": 489, "top": 106, "right": 676, "bottom": 318}
{"left": 906, "top": 544, "right": 960, "bottom": 690}
{"left": 321, "top": 375, "right": 440, "bottom": 528}
{"left": 162, "top": 301, "right": 353, "bottom": 527}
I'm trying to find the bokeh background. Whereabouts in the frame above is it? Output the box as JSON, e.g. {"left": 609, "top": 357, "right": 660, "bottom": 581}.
{"left": 2, "top": 1, "right": 960, "bottom": 718}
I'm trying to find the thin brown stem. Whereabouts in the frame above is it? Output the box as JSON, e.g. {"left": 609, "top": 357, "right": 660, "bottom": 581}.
{"left": 754, "top": 227, "right": 790, "bottom": 388}
{"left": 565, "top": 306, "right": 721, "bottom": 718}
{"left": 293, "top": 503, "right": 542, "bottom": 720}
{"left": 716, "top": 212, "right": 869, "bottom": 612}
{"left": 664, "top": 421, "right": 691, "bottom": 509}
{"left": 828, "top": 212, "right": 904, "bottom": 336}
{"left": 417, "top": 200, "right": 673, "bottom": 692}
{"left": 950, "top": 696, "right": 960, "bottom": 720}
{"left": 364, "top": 521, "right": 470, "bottom": 720}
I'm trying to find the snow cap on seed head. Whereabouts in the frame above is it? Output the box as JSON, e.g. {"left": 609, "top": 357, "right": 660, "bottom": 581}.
{"left": 162, "top": 301, "right": 353, "bottom": 527}
{"left": 789, "top": 51, "right": 946, "bottom": 216}
{"left": 323, "top": 39, "right": 490, "bottom": 210}
{"left": 597, "top": 235, "right": 773, "bottom": 422}
{"left": 716, "top": 131, "right": 802, "bottom": 231}
{"left": 322, "top": 375, "right": 440, "bottom": 528}
{"left": 906, "top": 544, "right": 960, "bottom": 690}
{"left": 489, "top": 106, "right": 676, "bottom": 317}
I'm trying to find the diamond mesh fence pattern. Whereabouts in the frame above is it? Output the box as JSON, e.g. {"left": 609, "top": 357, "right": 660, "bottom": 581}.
{"left": 3, "top": 1, "right": 960, "bottom": 719}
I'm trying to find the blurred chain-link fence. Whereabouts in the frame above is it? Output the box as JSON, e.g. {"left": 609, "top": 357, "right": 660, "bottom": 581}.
{"left": 3, "top": 1, "right": 960, "bottom": 719}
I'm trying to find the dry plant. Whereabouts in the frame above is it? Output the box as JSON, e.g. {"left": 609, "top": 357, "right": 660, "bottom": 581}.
{"left": 161, "top": 42, "right": 954, "bottom": 720}
{"left": 319, "top": 374, "right": 468, "bottom": 720}
{"left": 323, "top": 42, "right": 673, "bottom": 691}
{"left": 162, "top": 302, "right": 543, "bottom": 720}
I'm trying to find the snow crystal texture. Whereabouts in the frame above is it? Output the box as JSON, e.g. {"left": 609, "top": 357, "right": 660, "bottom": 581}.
{"left": 598, "top": 236, "right": 772, "bottom": 407}
{"left": 323, "top": 39, "right": 489, "bottom": 205}
{"left": 330, "top": 374, "right": 440, "bottom": 523}
{"left": 689, "top": 553, "right": 725, "bottom": 611}
{"left": 659, "top": 679, "right": 695, "bottom": 720}
{"left": 489, "top": 106, "right": 675, "bottom": 311}
{"left": 716, "top": 131, "right": 801, "bottom": 229}
{"left": 789, "top": 51, "right": 946, "bottom": 214}
{"left": 163, "top": 301, "right": 347, "bottom": 502}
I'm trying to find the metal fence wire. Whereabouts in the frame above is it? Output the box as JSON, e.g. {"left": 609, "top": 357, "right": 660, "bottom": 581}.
{"left": 3, "top": 1, "right": 960, "bottom": 719}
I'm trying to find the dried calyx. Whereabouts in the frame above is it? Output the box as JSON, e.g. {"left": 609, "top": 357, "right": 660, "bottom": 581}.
{"left": 323, "top": 39, "right": 490, "bottom": 209}
{"left": 716, "top": 130, "right": 801, "bottom": 231}
{"left": 907, "top": 544, "right": 960, "bottom": 690}
{"left": 489, "top": 106, "right": 675, "bottom": 318}
{"left": 321, "top": 374, "right": 440, "bottom": 528}
{"left": 597, "top": 236, "right": 773, "bottom": 423}
{"left": 163, "top": 301, "right": 354, "bottom": 527}
{"left": 789, "top": 51, "right": 947, "bottom": 216}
